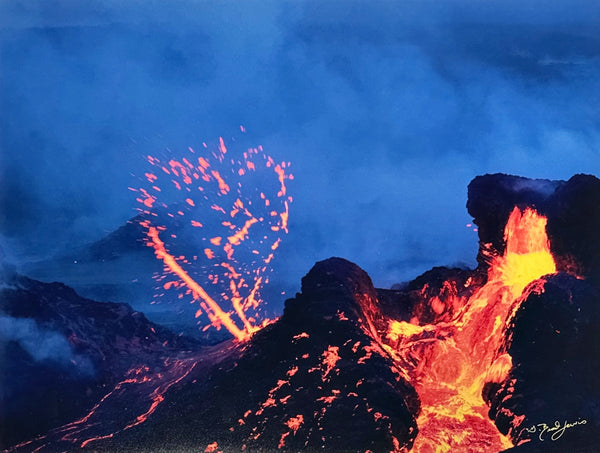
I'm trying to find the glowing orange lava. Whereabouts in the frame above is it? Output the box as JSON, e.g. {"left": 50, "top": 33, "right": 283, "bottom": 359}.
{"left": 143, "top": 224, "right": 247, "bottom": 341}
{"left": 387, "top": 207, "right": 556, "bottom": 452}
{"left": 490, "top": 207, "right": 556, "bottom": 299}
{"left": 133, "top": 134, "right": 292, "bottom": 341}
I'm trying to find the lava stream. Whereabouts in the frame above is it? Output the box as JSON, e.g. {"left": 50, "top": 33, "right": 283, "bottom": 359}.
{"left": 4, "top": 357, "right": 202, "bottom": 453}
{"left": 389, "top": 207, "right": 556, "bottom": 452}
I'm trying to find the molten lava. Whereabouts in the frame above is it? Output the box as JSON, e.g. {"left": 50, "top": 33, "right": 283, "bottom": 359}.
{"left": 143, "top": 225, "right": 247, "bottom": 341}
{"left": 132, "top": 134, "right": 293, "bottom": 341}
{"left": 387, "top": 207, "right": 556, "bottom": 452}
{"left": 490, "top": 207, "right": 556, "bottom": 299}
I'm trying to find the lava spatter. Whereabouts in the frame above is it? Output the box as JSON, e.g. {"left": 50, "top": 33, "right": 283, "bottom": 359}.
{"left": 131, "top": 135, "right": 293, "bottom": 341}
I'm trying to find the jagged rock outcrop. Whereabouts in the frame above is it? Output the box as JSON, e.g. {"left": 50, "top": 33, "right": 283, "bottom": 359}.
{"left": 545, "top": 175, "right": 600, "bottom": 281}
{"left": 467, "top": 174, "right": 560, "bottom": 269}
{"left": 467, "top": 173, "right": 600, "bottom": 281}
{"left": 486, "top": 274, "right": 600, "bottom": 452}
{"left": 470, "top": 174, "right": 600, "bottom": 453}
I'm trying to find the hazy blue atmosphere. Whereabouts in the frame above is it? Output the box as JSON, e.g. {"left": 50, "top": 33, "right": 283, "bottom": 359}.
{"left": 1, "top": 0, "right": 599, "bottom": 305}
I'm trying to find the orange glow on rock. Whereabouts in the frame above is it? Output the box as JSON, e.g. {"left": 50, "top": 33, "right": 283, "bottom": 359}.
{"left": 320, "top": 346, "right": 341, "bottom": 381}
{"left": 293, "top": 332, "right": 309, "bottom": 340}
{"left": 285, "top": 414, "right": 304, "bottom": 433}
{"left": 278, "top": 415, "right": 304, "bottom": 449}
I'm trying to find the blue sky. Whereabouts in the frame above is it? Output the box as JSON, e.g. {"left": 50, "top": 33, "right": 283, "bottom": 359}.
{"left": 1, "top": 0, "right": 599, "bottom": 295}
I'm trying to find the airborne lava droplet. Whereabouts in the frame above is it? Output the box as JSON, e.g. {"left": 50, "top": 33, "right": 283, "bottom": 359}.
{"left": 136, "top": 136, "right": 293, "bottom": 341}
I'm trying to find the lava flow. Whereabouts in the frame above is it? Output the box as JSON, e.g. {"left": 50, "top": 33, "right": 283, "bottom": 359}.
{"left": 386, "top": 207, "right": 557, "bottom": 452}
{"left": 131, "top": 133, "right": 293, "bottom": 341}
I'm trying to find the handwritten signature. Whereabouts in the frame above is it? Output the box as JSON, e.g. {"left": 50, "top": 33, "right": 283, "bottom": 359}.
{"left": 523, "top": 418, "right": 587, "bottom": 442}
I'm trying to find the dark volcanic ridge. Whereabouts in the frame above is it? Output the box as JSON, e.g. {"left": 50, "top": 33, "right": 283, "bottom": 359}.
{"left": 1, "top": 173, "right": 600, "bottom": 453}
{"left": 0, "top": 264, "right": 203, "bottom": 449}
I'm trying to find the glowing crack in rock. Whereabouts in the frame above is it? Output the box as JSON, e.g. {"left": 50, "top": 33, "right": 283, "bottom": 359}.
{"left": 132, "top": 134, "right": 293, "bottom": 341}
{"left": 385, "top": 207, "right": 557, "bottom": 452}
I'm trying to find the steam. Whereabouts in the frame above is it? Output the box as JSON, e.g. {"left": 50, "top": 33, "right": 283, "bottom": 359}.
{"left": 0, "top": 0, "right": 598, "bottom": 297}
{"left": 0, "top": 316, "right": 94, "bottom": 375}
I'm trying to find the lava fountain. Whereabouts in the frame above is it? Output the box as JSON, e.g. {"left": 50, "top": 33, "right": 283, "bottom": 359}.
{"left": 7, "top": 134, "right": 295, "bottom": 453}
{"left": 131, "top": 133, "right": 293, "bottom": 341}
{"left": 386, "top": 207, "right": 556, "bottom": 452}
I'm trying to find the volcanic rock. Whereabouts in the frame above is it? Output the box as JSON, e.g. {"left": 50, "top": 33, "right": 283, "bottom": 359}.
{"left": 545, "top": 174, "right": 600, "bottom": 281}
{"left": 377, "top": 266, "right": 480, "bottom": 330}
{"left": 467, "top": 173, "right": 600, "bottom": 281}
{"left": 467, "top": 173, "right": 560, "bottom": 270}
{"left": 48, "top": 258, "right": 421, "bottom": 453}
{"left": 22, "top": 213, "right": 158, "bottom": 301}
{"left": 406, "top": 266, "right": 477, "bottom": 325}
{"left": 0, "top": 267, "right": 201, "bottom": 448}
{"left": 485, "top": 273, "right": 600, "bottom": 452}
{"left": 470, "top": 174, "right": 600, "bottom": 452}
